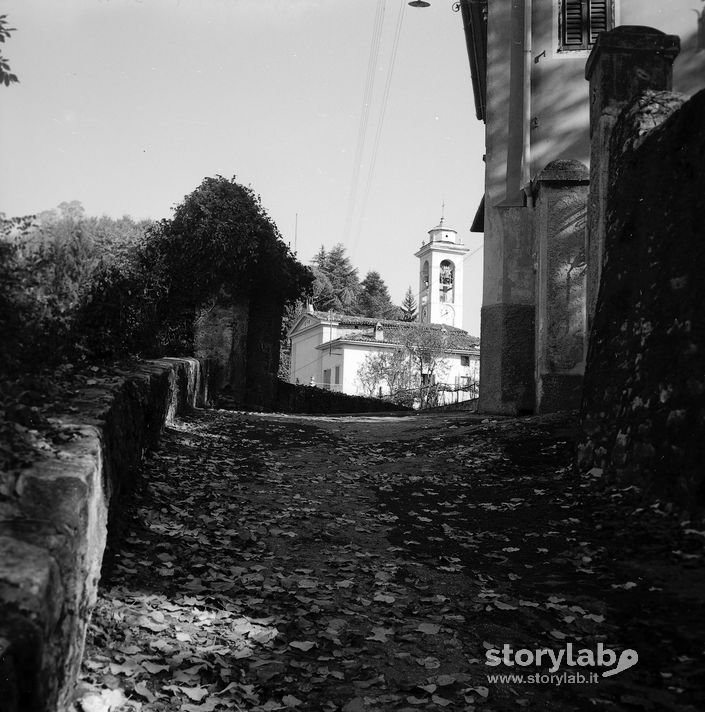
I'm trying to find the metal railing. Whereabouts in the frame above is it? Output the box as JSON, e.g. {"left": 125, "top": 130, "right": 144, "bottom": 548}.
{"left": 384, "top": 380, "right": 479, "bottom": 409}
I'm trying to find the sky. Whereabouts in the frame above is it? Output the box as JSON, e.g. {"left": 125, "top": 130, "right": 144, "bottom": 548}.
{"left": 0, "top": 0, "right": 486, "bottom": 335}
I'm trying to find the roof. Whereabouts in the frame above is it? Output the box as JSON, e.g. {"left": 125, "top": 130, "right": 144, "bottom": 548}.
{"left": 470, "top": 195, "right": 485, "bottom": 233}
{"left": 458, "top": 0, "right": 488, "bottom": 123}
{"left": 308, "top": 311, "right": 480, "bottom": 352}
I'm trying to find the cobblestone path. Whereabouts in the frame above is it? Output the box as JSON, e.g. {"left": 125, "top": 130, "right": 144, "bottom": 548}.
{"left": 75, "top": 409, "right": 705, "bottom": 712}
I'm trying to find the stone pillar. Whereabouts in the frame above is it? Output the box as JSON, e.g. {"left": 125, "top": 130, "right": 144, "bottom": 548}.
{"left": 533, "top": 160, "right": 589, "bottom": 414}
{"left": 584, "top": 26, "right": 679, "bottom": 341}
{"left": 194, "top": 297, "right": 249, "bottom": 402}
{"left": 246, "top": 293, "right": 284, "bottom": 411}
{"left": 478, "top": 204, "right": 535, "bottom": 415}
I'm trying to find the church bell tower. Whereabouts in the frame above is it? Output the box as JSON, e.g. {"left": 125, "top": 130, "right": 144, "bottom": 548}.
{"left": 415, "top": 211, "right": 469, "bottom": 328}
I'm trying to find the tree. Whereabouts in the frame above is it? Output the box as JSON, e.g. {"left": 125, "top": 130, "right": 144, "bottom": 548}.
{"left": 356, "top": 352, "right": 389, "bottom": 397}
{"left": 0, "top": 204, "right": 161, "bottom": 368}
{"left": 355, "top": 323, "right": 451, "bottom": 408}
{"left": 403, "top": 323, "right": 450, "bottom": 408}
{"left": 400, "top": 286, "right": 417, "bottom": 322}
{"left": 0, "top": 15, "right": 19, "bottom": 87}
{"left": 311, "top": 243, "right": 361, "bottom": 312}
{"left": 356, "top": 348, "right": 413, "bottom": 399}
{"left": 150, "top": 176, "right": 313, "bottom": 313}
{"left": 358, "top": 270, "right": 398, "bottom": 319}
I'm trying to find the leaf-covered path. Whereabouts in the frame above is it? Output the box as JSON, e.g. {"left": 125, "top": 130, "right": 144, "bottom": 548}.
{"left": 76, "top": 409, "right": 705, "bottom": 712}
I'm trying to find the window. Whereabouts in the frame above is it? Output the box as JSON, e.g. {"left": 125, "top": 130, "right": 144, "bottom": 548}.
{"left": 560, "top": 0, "right": 612, "bottom": 51}
{"left": 439, "top": 259, "right": 455, "bottom": 304}
{"left": 334, "top": 366, "right": 340, "bottom": 385}
{"left": 461, "top": 355, "right": 470, "bottom": 367}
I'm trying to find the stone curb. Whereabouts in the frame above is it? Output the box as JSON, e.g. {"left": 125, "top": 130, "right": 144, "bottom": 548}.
{"left": 0, "top": 357, "right": 215, "bottom": 712}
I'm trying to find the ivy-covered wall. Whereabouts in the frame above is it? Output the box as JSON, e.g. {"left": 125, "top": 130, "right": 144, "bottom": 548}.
{"left": 578, "top": 89, "right": 705, "bottom": 510}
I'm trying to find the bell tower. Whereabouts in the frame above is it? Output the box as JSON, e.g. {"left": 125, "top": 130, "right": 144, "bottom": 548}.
{"left": 415, "top": 211, "right": 469, "bottom": 328}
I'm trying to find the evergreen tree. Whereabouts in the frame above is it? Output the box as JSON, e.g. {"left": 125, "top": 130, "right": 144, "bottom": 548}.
{"left": 311, "top": 243, "right": 361, "bottom": 313}
{"left": 358, "top": 270, "right": 397, "bottom": 319}
{"left": 400, "top": 286, "right": 418, "bottom": 322}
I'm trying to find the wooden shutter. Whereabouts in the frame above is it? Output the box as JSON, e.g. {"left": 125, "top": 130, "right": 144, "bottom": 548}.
{"left": 562, "top": 0, "right": 586, "bottom": 48}
{"left": 561, "top": 0, "right": 612, "bottom": 50}
{"left": 589, "top": 0, "right": 610, "bottom": 44}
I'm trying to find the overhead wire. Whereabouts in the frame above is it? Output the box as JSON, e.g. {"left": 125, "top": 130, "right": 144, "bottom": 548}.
{"left": 342, "top": 0, "right": 386, "bottom": 246}
{"left": 350, "top": 0, "right": 407, "bottom": 257}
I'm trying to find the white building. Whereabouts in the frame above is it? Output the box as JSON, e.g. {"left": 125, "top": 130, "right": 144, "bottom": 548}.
{"left": 288, "top": 216, "right": 480, "bottom": 406}
{"left": 287, "top": 311, "right": 479, "bottom": 404}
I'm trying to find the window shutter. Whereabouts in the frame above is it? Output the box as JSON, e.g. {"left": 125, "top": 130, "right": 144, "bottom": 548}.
{"left": 563, "top": 0, "right": 585, "bottom": 48}
{"left": 589, "top": 0, "right": 609, "bottom": 44}
{"left": 561, "top": 0, "right": 612, "bottom": 51}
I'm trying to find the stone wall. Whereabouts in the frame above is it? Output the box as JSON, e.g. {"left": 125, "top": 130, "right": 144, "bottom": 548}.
{"left": 0, "top": 358, "right": 216, "bottom": 712}
{"left": 578, "top": 88, "right": 705, "bottom": 510}
{"left": 275, "top": 381, "right": 412, "bottom": 415}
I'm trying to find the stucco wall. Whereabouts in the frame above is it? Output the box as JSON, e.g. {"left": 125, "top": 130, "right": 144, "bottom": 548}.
{"left": 290, "top": 326, "right": 323, "bottom": 386}
{"left": 529, "top": 0, "right": 702, "bottom": 179}
{"left": 578, "top": 89, "right": 705, "bottom": 510}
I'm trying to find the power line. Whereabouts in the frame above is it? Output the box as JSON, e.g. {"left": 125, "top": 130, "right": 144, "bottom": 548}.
{"left": 343, "top": 0, "right": 386, "bottom": 246}
{"left": 463, "top": 243, "right": 483, "bottom": 261}
{"left": 351, "top": 0, "right": 407, "bottom": 257}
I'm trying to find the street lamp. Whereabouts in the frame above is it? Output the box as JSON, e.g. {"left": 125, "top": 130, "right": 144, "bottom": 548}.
{"left": 408, "top": 0, "right": 463, "bottom": 10}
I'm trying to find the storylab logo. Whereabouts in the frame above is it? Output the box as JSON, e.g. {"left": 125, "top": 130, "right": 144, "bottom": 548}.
{"left": 485, "top": 643, "right": 639, "bottom": 685}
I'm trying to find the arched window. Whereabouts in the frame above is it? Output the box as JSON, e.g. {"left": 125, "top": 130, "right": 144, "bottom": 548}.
{"left": 422, "top": 261, "right": 430, "bottom": 290}
{"left": 439, "top": 259, "right": 455, "bottom": 303}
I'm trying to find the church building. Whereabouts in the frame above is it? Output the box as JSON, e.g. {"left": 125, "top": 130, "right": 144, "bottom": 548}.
{"left": 287, "top": 218, "right": 480, "bottom": 406}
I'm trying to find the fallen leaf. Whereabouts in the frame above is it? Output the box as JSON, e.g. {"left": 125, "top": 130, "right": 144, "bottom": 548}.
{"left": 342, "top": 697, "right": 366, "bottom": 712}
{"left": 289, "top": 641, "right": 316, "bottom": 652}
{"left": 432, "top": 694, "right": 454, "bottom": 707}
{"left": 142, "top": 661, "right": 170, "bottom": 674}
{"left": 282, "top": 694, "right": 303, "bottom": 707}
{"left": 494, "top": 601, "right": 517, "bottom": 611}
{"left": 132, "top": 681, "right": 155, "bottom": 702}
{"left": 469, "top": 686, "right": 489, "bottom": 698}
{"left": 78, "top": 689, "right": 127, "bottom": 712}
{"left": 416, "top": 622, "right": 440, "bottom": 635}
{"left": 416, "top": 656, "right": 441, "bottom": 669}
{"left": 180, "top": 686, "right": 210, "bottom": 702}
{"left": 366, "top": 626, "right": 394, "bottom": 642}
{"left": 373, "top": 593, "right": 395, "bottom": 603}
{"left": 435, "top": 674, "right": 456, "bottom": 686}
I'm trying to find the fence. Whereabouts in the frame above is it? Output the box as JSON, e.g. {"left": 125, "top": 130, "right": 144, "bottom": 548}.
{"left": 388, "top": 381, "right": 480, "bottom": 409}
